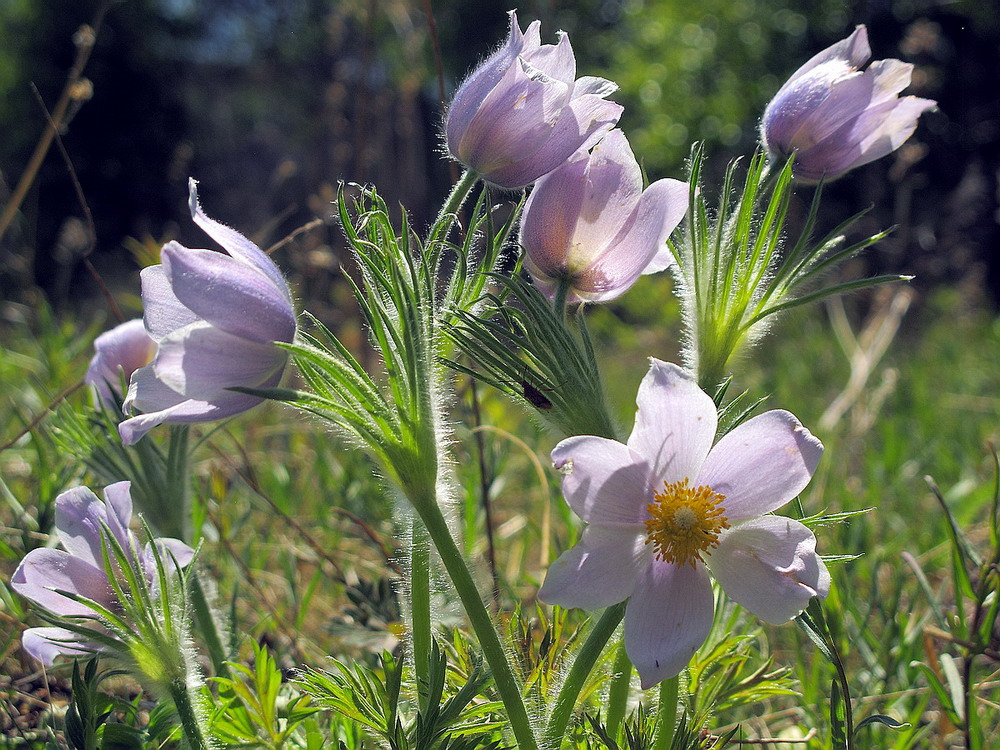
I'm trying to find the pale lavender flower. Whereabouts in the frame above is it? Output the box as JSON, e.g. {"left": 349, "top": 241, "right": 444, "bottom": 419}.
{"left": 520, "top": 129, "right": 688, "bottom": 303}
{"left": 762, "top": 25, "right": 936, "bottom": 183}
{"left": 11, "top": 482, "right": 193, "bottom": 665}
{"left": 85, "top": 319, "right": 157, "bottom": 408}
{"left": 539, "top": 359, "right": 829, "bottom": 688}
{"left": 119, "top": 179, "right": 296, "bottom": 445}
{"left": 445, "top": 10, "right": 623, "bottom": 189}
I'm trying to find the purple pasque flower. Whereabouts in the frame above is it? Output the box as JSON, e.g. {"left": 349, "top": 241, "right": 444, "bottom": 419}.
{"left": 85, "top": 319, "right": 157, "bottom": 408}
{"left": 520, "top": 129, "right": 688, "bottom": 303}
{"left": 445, "top": 10, "right": 623, "bottom": 189}
{"left": 761, "top": 25, "right": 936, "bottom": 183}
{"left": 119, "top": 179, "right": 296, "bottom": 445}
{"left": 11, "top": 482, "right": 193, "bottom": 666}
{"left": 539, "top": 359, "right": 829, "bottom": 688}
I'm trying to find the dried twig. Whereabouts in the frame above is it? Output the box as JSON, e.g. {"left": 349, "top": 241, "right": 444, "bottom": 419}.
{"left": 0, "top": 4, "right": 111, "bottom": 242}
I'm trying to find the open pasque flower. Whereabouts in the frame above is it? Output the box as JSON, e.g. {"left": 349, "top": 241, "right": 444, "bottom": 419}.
{"left": 539, "top": 359, "right": 829, "bottom": 688}
{"left": 11, "top": 482, "right": 193, "bottom": 665}
{"left": 521, "top": 129, "right": 688, "bottom": 302}
{"left": 86, "top": 319, "right": 156, "bottom": 408}
{"left": 119, "top": 179, "right": 296, "bottom": 445}
{"left": 445, "top": 11, "right": 623, "bottom": 189}
{"left": 762, "top": 25, "right": 935, "bottom": 183}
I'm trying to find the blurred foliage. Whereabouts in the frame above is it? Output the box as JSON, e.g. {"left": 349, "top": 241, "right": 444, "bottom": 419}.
{"left": 0, "top": 0, "right": 997, "bottom": 319}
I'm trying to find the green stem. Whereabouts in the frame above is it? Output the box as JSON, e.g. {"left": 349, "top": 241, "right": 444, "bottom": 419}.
{"left": 410, "top": 518, "right": 432, "bottom": 711}
{"left": 541, "top": 602, "right": 627, "bottom": 749}
{"left": 429, "top": 168, "right": 479, "bottom": 245}
{"left": 652, "top": 676, "right": 679, "bottom": 750}
{"left": 168, "top": 677, "right": 211, "bottom": 750}
{"left": 604, "top": 640, "right": 632, "bottom": 740}
{"left": 553, "top": 276, "right": 572, "bottom": 320}
{"left": 189, "top": 571, "right": 230, "bottom": 679}
{"left": 415, "top": 498, "right": 539, "bottom": 750}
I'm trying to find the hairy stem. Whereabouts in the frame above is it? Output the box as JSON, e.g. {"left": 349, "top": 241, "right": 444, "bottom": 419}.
{"left": 415, "top": 496, "right": 539, "bottom": 750}
{"left": 168, "top": 677, "right": 211, "bottom": 750}
{"left": 541, "top": 602, "right": 627, "bottom": 748}
{"left": 605, "top": 640, "right": 633, "bottom": 739}
{"left": 652, "top": 675, "right": 679, "bottom": 750}
{"left": 410, "top": 518, "right": 432, "bottom": 711}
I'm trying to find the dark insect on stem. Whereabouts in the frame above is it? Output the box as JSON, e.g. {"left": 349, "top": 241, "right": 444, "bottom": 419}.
{"left": 521, "top": 378, "right": 554, "bottom": 410}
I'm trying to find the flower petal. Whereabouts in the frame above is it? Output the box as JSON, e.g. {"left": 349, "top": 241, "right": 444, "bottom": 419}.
{"left": 697, "top": 410, "right": 822, "bottom": 521}
{"left": 22, "top": 627, "right": 93, "bottom": 666}
{"left": 162, "top": 244, "right": 295, "bottom": 344}
{"left": 567, "top": 129, "right": 643, "bottom": 268}
{"left": 524, "top": 29, "right": 576, "bottom": 85}
{"left": 538, "top": 526, "right": 647, "bottom": 610}
{"left": 445, "top": 11, "right": 526, "bottom": 149}
{"left": 152, "top": 322, "right": 287, "bottom": 401}
{"left": 707, "top": 515, "right": 830, "bottom": 623}
{"left": 86, "top": 319, "right": 157, "bottom": 406}
{"left": 457, "top": 58, "right": 571, "bottom": 177}
{"left": 54, "top": 486, "right": 128, "bottom": 568}
{"left": 187, "top": 179, "right": 292, "bottom": 303}
{"left": 627, "top": 360, "right": 717, "bottom": 484}
{"left": 143, "top": 538, "right": 196, "bottom": 579}
{"left": 101, "top": 482, "right": 134, "bottom": 547}
{"left": 577, "top": 177, "right": 689, "bottom": 300}
{"left": 118, "top": 367, "right": 277, "bottom": 446}
{"left": 625, "top": 560, "right": 714, "bottom": 689}
{"left": 551, "top": 435, "right": 653, "bottom": 527}
{"left": 486, "top": 94, "right": 622, "bottom": 188}
{"left": 782, "top": 25, "right": 869, "bottom": 89}
{"left": 140, "top": 263, "right": 200, "bottom": 341}
{"left": 521, "top": 151, "right": 590, "bottom": 288}
{"left": 11, "top": 548, "right": 113, "bottom": 616}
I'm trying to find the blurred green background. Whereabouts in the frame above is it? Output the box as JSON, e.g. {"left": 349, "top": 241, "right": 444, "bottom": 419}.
{"left": 0, "top": 0, "right": 996, "bottom": 321}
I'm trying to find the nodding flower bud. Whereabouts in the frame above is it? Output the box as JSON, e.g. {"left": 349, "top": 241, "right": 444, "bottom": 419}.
{"left": 761, "top": 25, "right": 936, "bottom": 183}
{"left": 119, "top": 179, "right": 297, "bottom": 445}
{"left": 520, "top": 129, "right": 688, "bottom": 303}
{"left": 445, "top": 10, "right": 623, "bottom": 189}
{"left": 86, "top": 319, "right": 157, "bottom": 408}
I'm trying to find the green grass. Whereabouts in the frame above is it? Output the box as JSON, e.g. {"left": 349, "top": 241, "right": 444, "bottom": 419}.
{"left": 1, "top": 282, "right": 999, "bottom": 748}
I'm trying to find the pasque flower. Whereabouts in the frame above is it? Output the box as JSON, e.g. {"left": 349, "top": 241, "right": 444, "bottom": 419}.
{"left": 119, "top": 179, "right": 296, "bottom": 445}
{"left": 445, "top": 11, "right": 623, "bottom": 189}
{"left": 521, "top": 129, "right": 688, "bottom": 302}
{"left": 762, "top": 25, "right": 936, "bottom": 183}
{"left": 539, "top": 360, "right": 829, "bottom": 688}
{"left": 85, "top": 319, "right": 157, "bottom": 408}
{"left": 11, "top": 482, "right": 193, "bottom": 665}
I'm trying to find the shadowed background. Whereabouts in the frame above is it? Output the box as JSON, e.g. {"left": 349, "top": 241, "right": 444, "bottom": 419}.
{"left": 0, "top": 0, "right": 996, "bottom": 322}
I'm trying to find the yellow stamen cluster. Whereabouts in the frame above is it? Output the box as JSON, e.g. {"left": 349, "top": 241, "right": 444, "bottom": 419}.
{"left": 644, "top": 479, "right": 729, "bottom": 567}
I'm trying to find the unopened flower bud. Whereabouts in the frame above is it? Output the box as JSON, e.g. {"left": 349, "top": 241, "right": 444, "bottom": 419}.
{"left": 761, "top": 26, "right": 936, "bottom": 183}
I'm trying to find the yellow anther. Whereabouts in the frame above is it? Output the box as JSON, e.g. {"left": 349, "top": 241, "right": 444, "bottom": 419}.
{"left": 644, "top": 479, "right": 729, "bottom": 567}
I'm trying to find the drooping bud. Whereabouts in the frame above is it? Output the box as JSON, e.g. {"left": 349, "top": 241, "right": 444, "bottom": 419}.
{"left": 761, "top": 26, "right": 935, "bottom": 183}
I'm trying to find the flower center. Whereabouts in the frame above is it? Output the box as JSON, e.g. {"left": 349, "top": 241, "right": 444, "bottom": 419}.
{"left": 644, "top": 479, "right": 729, "bottom": 567}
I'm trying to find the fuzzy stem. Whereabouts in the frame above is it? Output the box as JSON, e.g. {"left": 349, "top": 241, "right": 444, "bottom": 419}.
{"left": 189, "top": 572, "right": 230, "bottom": 679}
{"left": 167, "top": 677, "right": 211, "bottom": 750}
{"left": 652, "top": 676, "right": 679, "bottom": 750}
{"left": 604, "top": 640, "right": 633, "bottom": 739}
{"left": 415, "top": 496, "right": 539, "bottom": 750}
{"left": 553, "top": 276, "right": 572, "bottom": 320}
{"left": 410, "top": 518, "right": 433, "bottom": 711}
{"left": 430, "top": 169, "right": 479, "bottom": 243}
{"left": 541, "top": 601, "right": 627, "bottom": 749}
